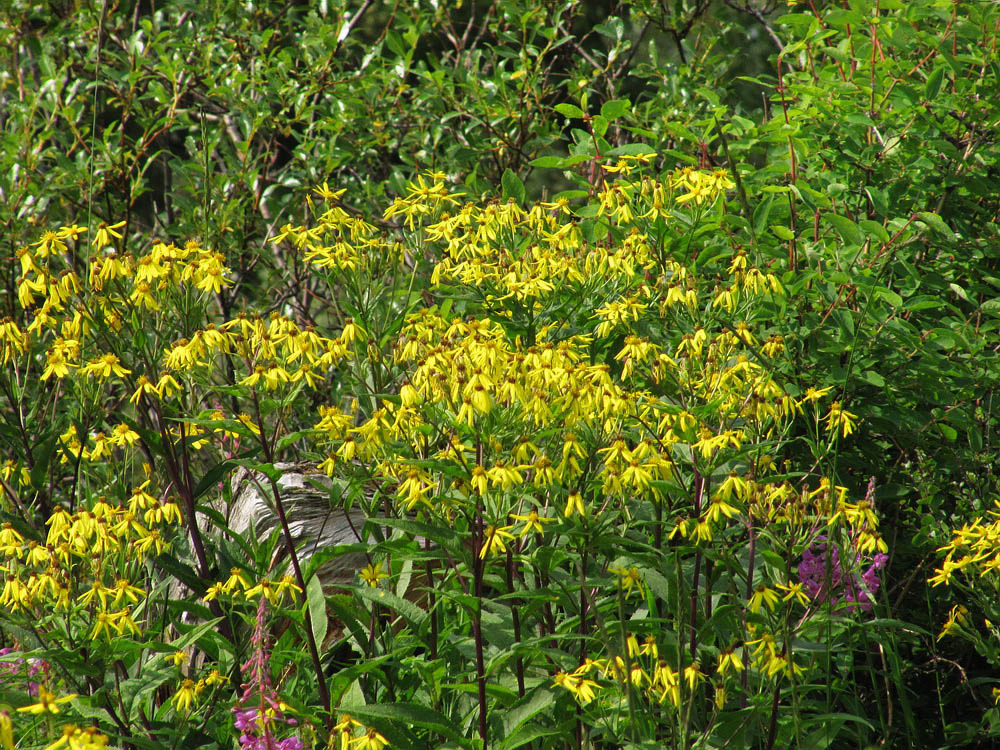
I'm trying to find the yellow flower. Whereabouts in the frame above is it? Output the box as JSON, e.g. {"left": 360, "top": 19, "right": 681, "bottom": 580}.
{"left": 480, "top": 525, "right": 515, "bottom": 559}
{"left": 937, "top": 605, "right": 969, "bottom": 641}
{"left": 109, "top": 423, "right": 140, "bottom": 447}
{"left": 313, "top": 182, "right": 347, "bottom": 201}
{"left": 90, "top": 611, "right": 121, "bottom": 641}
{"left": 704, "top": 495, "right": 740, "bottom": 524}
{"left": 0, "top": 523, "right": 24, "bottom": 557}
{"left": 273, "top": 575, "right": 302, "bottom": 601}
{"left": 129, "top": 376, "right": 160, "bottom": 404}
{"left": 222, "top": 567, "right": 252, "bottom": 594}
{"left": 748, "top": 585, "right": 779, "bottom": 613}
{"left": 92, "top": 220, "right": 126, "bottom": 250}
{"left": 683, "top": 662, "right": 705, "bottom": 690}
{"left": 510, "top": 510, "right": 556, "bottom": 537}
{"left": 360, "top": 562, "right": 389, "bottom": 587}
{"left": 564, "top": 491, "right": 585, "bottom": 518}
{"left": 640, "top": 635, "right": 659, "bottom": 660}
{"left": 0, "top": 711, "right": 11, "bottom": 750}
{"left": 609, "top": 566, "right": 642, "bottom": 597}
{"left": 133, "top": 528, "right": 167, "bottom": 557}
{"left": 203, "top": 583, "right": 224, "bottom": 601}
{"left": 57, "top": 223, "right": 88, "bottom": 241}
{"left": 204, "top": 669, "right": 228, "bottom": 687}
{"left": 77, "top": 581, "right": 113, "bottom": 609}
{"left": 111, "top": 579, "right": 144, "bottom": 606}
{"left": 17, "top": 689, "right": 76, "bottom": 715}
{"left": 470, "top": 465, "right": 489, "bottom": 496}
{"left": 717, "top": 648, "right": 745, "bottom": 676}
{"left": 193, "top": 260, "right": 232, "bottom": 294}
{"left": 486, "top": 461, "right": 521, "bottom": 489}
{"left": 81, "top": 353, "right": 130, "bottom": 379}
{"left": 173, "top": 679, "right": 199, "bottom": 712}
{"left": 554, "top": 671, "right": 599, "bottom": 705}
{"left": 653, "top": 662, "right": 680, "bottom": 706}
{"left": 41, "top": 346, "right": 74, "bottom": 380}
{"left": 799, "top": 385, "right": 833, "bottom": 404}
{"left": 354, "top": 728, "right": 390, "bottom": 750}
{"left": 825, "top": 401, "right": 858, "bottom": 438}
{"left": 776, "top": 581, "right": 810, "bottom": 607}
{"left": 42, "top": 724, "right": 108, "bottom": 750}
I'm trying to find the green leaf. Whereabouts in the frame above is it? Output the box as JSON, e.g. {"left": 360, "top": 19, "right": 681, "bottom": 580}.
{"left": 876, "top": 288, "right": 903, "bottom": 307}
{"left": 860, "top": 370, "right": 886, "bottom": 387}
{"left": 306, "top": 573, "right": 328, "bottom": 649}
{"left": 916, "top": 211, "right": 951, "bottom": 235}
{"left": 375, "top": 517, "right": 462, "bottom": 551}
{"left": 608, "top": 143, "right": 656, "bottom": 157}
{"left": 770, "top": 224, "right": 795, "bottom": 241}
{"left": 753, "top": 194, "right": 773, "bottom": 237}
{"left": 232, "top": 459, "right": 282, "bottom": 482}
{"left": 529, "top": 154, "right": 591, "bottom": 169}
{"left": 600, "top": 99, "right": 630, "bottom": 120}
{"left": 554, "top": 103, "right": 584, "bottom": 119}
{"left": 29, "top": 434, "right": 57, "bottom": 492}
{"left": 501, "top": 168, "right": 525, "bottom": 205}
{"left": 858, "top": 219, "right": 890, "bottom": 243}
{"left": 530, "top": 155, "right": 564, "bottom": 168}
{"left": 193, "top": 460, "right": 236, "bottom": 500}
{"left": 277, "top": 428, "right": 316, "bottom": 451}
{"left": 498, "top": 720, "right": 566, "bottom": 750}
{"left": 595, "top": 16, "right": 624, "bottom": 41}
{"left": 353, "top": 585, "right": 427, "bottom": 629}
{"left": 154, "top": 554, "right": 204, "bottom": 595}
{"left": 925, "top": 66, "right": 945, "bottom": 100}
{"left": 500, "top": 688, "right": 557, "bottom": 739}
{"left": 170, "top": 618, "right": 224, "bottom": 653}
{"left": 823, "top": 213, "right": 863, "bottom": 245}
{"left": 303, "top": 543, "right": 371, "bottom": 581}
{"left": 344, "top": 702, "right": 462, "bottom": 741}
{"left": 590, "top": 114, "right": 608, "bottom": 138}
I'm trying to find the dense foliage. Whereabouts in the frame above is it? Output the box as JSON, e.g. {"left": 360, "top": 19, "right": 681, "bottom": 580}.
{"left": 1, "top": 1, "right": 998, "bottom": 748}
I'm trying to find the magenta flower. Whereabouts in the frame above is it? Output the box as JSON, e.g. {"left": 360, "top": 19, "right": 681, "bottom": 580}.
{"left": 798, "top": 539, "right": 887, "bottom": 613}
{"left": 232, "top": 598, "right": 302, "bottom": 750}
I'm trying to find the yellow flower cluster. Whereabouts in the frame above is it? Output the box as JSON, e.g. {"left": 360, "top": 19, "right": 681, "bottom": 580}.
{"left": 669, "top": 166, "right": 736, "bottom": 206}
{"left": 332, "top": 713, "right": 389, "bottom": 750}
{"left": 276, "top": 186, "right": 408, "bottom": 274}
{"left": 161, "top": 312, "right": 352, "bottom": 392}
{"left": 170, "top": 670, "right": 228, "bottom": 713}
{"left": 746, "top": 631, "right": 804, "bottom": 680}
{"left": 553, "top": 634, "right": 721, "bottom": 710}
{"left": 4, "top": 154, "right": 883, "bottom": 745}
{"left": 383, "top": 172, "right": 464, "bottom": 230}
{"left": 0, "top": 480, "right": 180, "bottom": 637}
{"left": 297, "top": 164, "right": 876, "bottom": 590}
{"left": 203, "top": 568, "right": 302, "bottom": 605}
{"left": 30, "top": 723, "right": 107, "bottom": 750}
{"left": 17, "top": 227, "right": 232, "bottom": 341}
{"left": 929, "top": 500, "right": 1000, "bottom": 587}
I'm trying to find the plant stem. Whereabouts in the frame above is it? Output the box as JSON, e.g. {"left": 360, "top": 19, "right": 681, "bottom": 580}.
{"left": 472, "top": 508, "right": 489, "bottom": 750}
{"left": 250, "top": 390, "right": 330, "bottom": 728}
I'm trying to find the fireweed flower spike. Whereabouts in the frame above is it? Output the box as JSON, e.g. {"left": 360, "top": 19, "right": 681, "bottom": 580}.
{"left": 797, "top": 539, "right": 888, "bottom": 613}
{"left": 232, "top": 598, "right": 302, "bottom": 750}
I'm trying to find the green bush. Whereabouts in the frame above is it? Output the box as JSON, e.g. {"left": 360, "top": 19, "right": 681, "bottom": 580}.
{"left": 1, "top": 1, "right": 998, "bottom": 748}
